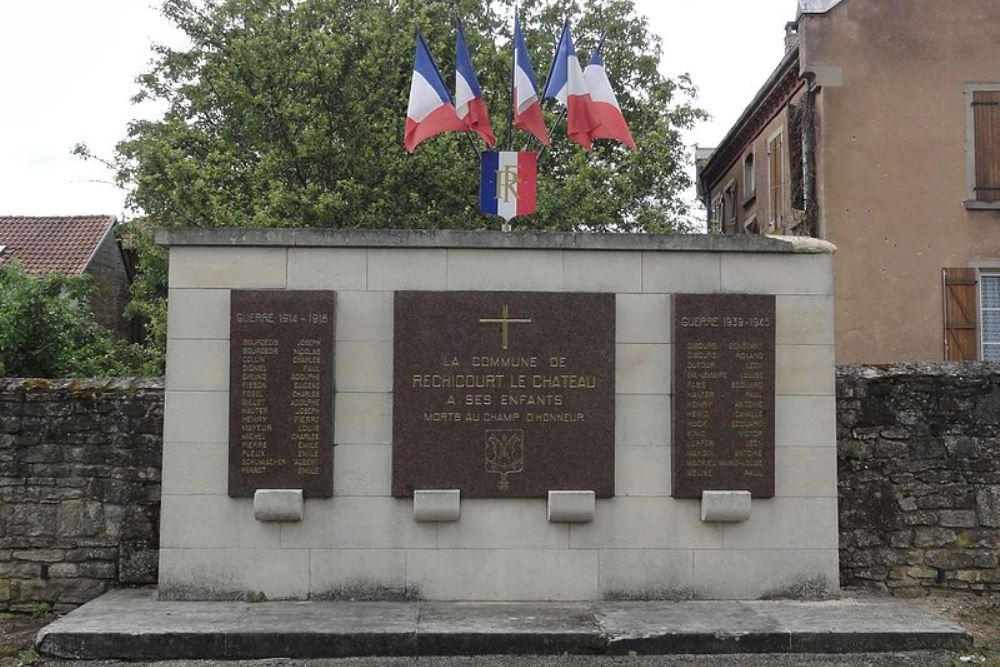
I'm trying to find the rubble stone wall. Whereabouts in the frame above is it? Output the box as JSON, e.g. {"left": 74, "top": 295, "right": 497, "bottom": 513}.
{"left": 1, "top": 363, "right": 998, "bottom": 609}
{"left": 837, "top": 363, "right": 1000, "bottom": 596}
{"left": 0, "top": 378, "right": 162, "bottom": 612}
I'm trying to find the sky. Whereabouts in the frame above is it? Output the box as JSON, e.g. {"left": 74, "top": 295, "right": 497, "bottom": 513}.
{"left": 0, "top": 0, "right": 795, "bottom": 221}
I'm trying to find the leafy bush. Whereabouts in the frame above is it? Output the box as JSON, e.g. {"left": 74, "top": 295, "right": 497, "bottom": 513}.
{"left": 0, "top": 263, "right": 156, "bottom": 377}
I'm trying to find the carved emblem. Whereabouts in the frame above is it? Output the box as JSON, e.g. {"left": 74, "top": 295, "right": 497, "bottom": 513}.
{"left": 484, "top": 429, "right": 524, "bottom": 490}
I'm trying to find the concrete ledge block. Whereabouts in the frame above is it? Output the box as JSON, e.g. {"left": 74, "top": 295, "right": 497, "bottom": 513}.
{"left": 547, "top": 490, "right": 596, "bottom": 523}
{"left": 254, "top": 490, "right": 304, "bottom": 522}
{"left": 413, "top": 490, "right": 460, "bottom": 522}
{"left": 701, "top": 491, "right": 751, "bottom": 523}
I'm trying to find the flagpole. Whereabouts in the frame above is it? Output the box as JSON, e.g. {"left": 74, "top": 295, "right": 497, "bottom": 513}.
{"left": 505, "top": 10, "right": 517, "bottom": 151}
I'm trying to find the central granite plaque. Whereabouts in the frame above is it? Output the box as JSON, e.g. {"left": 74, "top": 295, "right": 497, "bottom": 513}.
{"left": 392, "top": 292, "right": 614, "bottom": 498}
{"left": 229, "top": 290, "right": 335, "bottom": 498}
{"left": 672, "top": 294, "right": 775, "bottom": 498}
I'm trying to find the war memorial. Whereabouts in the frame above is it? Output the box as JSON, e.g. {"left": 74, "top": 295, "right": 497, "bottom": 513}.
{"left": 154, "top": 228, "right": 839, "bottom": 601}
{"left": 33, "top": 228, "right": 976, "bottom": 659}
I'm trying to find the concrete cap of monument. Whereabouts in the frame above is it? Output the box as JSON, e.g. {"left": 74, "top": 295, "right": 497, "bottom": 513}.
{"left": 154, "top": 228, "right": 837, "bottom": 255}
{"left": 253, "top": 489, "right": 304, "bottom": 522}
{"left": 700, "top": 490, "right": 752, "bottom": 523}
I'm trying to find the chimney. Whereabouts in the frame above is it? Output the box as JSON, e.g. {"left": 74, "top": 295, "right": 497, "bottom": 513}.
{"left": 785, "top": 21, "right": 800, "bottom": 52}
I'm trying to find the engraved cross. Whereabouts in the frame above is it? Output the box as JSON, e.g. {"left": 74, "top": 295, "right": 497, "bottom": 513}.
{"left": 478, "top": 304, "right": 531, "bottom": 350}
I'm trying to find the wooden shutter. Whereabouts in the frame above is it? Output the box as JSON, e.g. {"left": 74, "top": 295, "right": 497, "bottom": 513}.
{"left": 943, "top": 268, "right": 979, "bottom": 361}
{"left": 973, "top": 91, "right": 1000, "bottom": 202}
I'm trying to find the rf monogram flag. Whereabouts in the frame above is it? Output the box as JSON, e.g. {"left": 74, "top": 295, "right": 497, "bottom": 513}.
{"left": 479, "top": 151, "right": 537, "bottom": 221}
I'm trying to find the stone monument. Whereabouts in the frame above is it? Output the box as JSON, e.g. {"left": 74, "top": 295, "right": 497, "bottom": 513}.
{"left": 156, "top": 229, "right": 838, "bottom": 601}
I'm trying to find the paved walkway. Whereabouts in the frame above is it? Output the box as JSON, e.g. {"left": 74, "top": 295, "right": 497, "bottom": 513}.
{"left": 36, "top": 589, "right": 970, "bottom": 661}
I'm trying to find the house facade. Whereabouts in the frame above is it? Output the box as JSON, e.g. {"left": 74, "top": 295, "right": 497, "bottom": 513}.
{"left": 0, "top": 215, "right": 133, "bottom": 339}
{"left": 699, "top": 0, "right": 1000, "bottom": 363}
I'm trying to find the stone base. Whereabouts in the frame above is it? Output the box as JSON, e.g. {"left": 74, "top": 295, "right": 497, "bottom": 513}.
{"left": 37, "top": 589, "right": 970, "bottom": 660}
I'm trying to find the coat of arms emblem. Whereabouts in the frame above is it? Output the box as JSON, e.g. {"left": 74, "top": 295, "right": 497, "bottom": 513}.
{"left": 484, "top": 429, "right": 525, "bottom": 490}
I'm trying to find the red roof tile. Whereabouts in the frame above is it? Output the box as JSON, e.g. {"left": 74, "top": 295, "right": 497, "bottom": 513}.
{"left": 0, "top": 215, "right": 116, "bottom": 275}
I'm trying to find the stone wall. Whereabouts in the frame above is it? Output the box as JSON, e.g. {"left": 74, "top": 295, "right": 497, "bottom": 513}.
{"left": 838, "top": 363, "right": 1000, "bottom": 596}
{"left": 0, "top": 378, "right": 162, "bottom": 612}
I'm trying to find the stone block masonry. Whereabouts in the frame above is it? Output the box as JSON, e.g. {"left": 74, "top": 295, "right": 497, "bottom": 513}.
{"left": 838, "top": 363, "right": 1000, "bottom": 596}
{"left": 0, "top": 378, "right": 162, "bottom": 612}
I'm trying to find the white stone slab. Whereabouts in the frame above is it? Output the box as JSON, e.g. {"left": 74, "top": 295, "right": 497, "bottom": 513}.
{"left": 598, "top": 549, "right": 694, "bottom": 597}
{"left": 691, "top": 548, "right": 841, "bottom": 599}
{"left": 368, "top": 249, "right": 447, "bottom": 290}
{"left": 169, "top": 247, "right": 286, "bottom": 289}
{"left": 159, "top": 547, "right": 309, "bottom": 600}
{"left": 309, "top": 549, "right": 407, "bottom": 596}
{"left": 615, "top": 447, "right": 670, "bottom": 496}
{"left": 413, "top": 489, "right": 461, "bottom": 522}
{"left": 615, "top": 395, "right": 669, "bottom": 447}
{"left": 167, "top": 289, "right": 230, "bottom": 340}
{"left": 165, "top": 340, "right": 229, "bottom": 391}
{"left": 569, "top": 497, "right": 722, "bottom": 549}
{"left": 446, "top": 249, "right": 563, "bottom": 290}
{"left": 616, "top": 294, "right": 670, "bottom": 343}
{"left": 335, "top": 341, "right": 393, "bottom": 392}
{"left": 405, "top": 549, "right": 599, "bottom": 600}
{"left": 641, "top": 252, "right": 721, "bottom": 293}
{"left": 160, "top": 495, "right": 280, "bottom": 549}
{"left": 254, "top": 489, "right": 304, "bottom": 522}
{"left": 163, "top": 391, "right": 229, "bottom": 444}
{"left": 774, "top": 446, "right": 838, "bottom": 498}
{"left": 776, "top": 344, "right": 836, "bottom": 396}
{"left": 720, "top": 253, "right": 833, "bottom": 295}
{"left": 701, "top": 491, "right": 751, "bottom": 523}
{"left": 161, "top": 441, "right": 227, "bottom": 495}
{"left": 547, "top": 490, "right": 596, "bottom": 523}
{"left": 563, "top": 251, "right": 641, "bottom": 292}
{"left": 721, "top": 497, "right": 839, "bottom": 550}
{"left": 776, "top": 295, "right": 835, "bottom": 345}
{"left": 333, "top": 444, "right": 391, "bottom": 496}
{"left": 286, "top": 248, "right": 367, "bottom": 289}
{"left": 775, "top": 395, "right": 837, "bottom": 447}
{"left": 436, "top": 499, "right": 568, "bottom": 548}
{"left": 334, "top": 393, "right": 392, "bottom": 444}
{"left": 615, "top": 344, "right": 671, "bottom": 394}
{"left": 334, "top": 291, "right": 393, "bottom": 341}
{"left": 279, "top": 497, "right": 436, "bottom": 549}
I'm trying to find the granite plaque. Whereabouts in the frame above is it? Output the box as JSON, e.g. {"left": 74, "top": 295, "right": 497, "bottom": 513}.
{"left": 392, "top": 292, "right": 614, "bottom": 498}
{"left": 672, "top": 294, "right": 775, "bottom": 498}
{"left": 229, "top": 290, "right": 335, "bottom": 498}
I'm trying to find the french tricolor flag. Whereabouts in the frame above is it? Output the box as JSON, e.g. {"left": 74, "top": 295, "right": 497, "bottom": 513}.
{"left": 480, "top": 151, "right": 537, "bottom": 221}
{"left": 512, "top": 16, "right": 550, "bottom": 146}
{"left": 584, "top": 43, "right": 636, "bottom": 150}
{"left": 405, "top": 29, "right": 467, "bottom": 153}
{"left": 456, "top": 21, "right": 496, "bottom": 147}
{"left": 542, "top": 22, "right": 597, "bottom": 150}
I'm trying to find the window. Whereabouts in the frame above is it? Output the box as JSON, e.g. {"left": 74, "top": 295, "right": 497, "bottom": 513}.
{"left": 982, "top": 273, "right": 1000, "bottom": 360}
{"left": 710, "top": 195, "right": 724, "bottom": 233}
{"left": 723, "top": 181, "right": 738, "bottom": 234}
{"left": 965, "top": 84, "right": 1000, "bottom": 208}
{"left": 767, "top": 130, "right": 784, "bottom": 229}
{"left": 743, "top": 153, "right": 755, "bottom": 202}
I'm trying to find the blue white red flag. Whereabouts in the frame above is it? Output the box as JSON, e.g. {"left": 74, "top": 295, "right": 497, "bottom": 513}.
{"left": 512, "top": 16, "right": 550, "bottom": 146}
{"left": 405, "top": 29, "right": 466, "bottom": 153}
{"left": 584, "top": 44, "right": 636, "bottom": 150}
{"left": 480, "top": 151, "right": 537, "bottom": 221}
{"left": 542, "top": 22, "right": 598, "bottom": 150}
{"left": 456, "top": 20, "right": 496, "bottom": 147}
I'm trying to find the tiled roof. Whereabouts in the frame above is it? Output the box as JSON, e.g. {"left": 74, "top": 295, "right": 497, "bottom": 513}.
{"left": 0, "top": 215, "right": 116, "bottom": 275}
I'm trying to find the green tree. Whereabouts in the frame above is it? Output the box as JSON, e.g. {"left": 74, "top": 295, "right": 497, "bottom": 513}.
{"left": 98, "top": 0, "right": 704, "bottom": 231}
{"left": 79, "top": 0, "right": 707, "bottom": 372}
{"left": 0, "top": 264, "right": 155, "bottom": 378}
